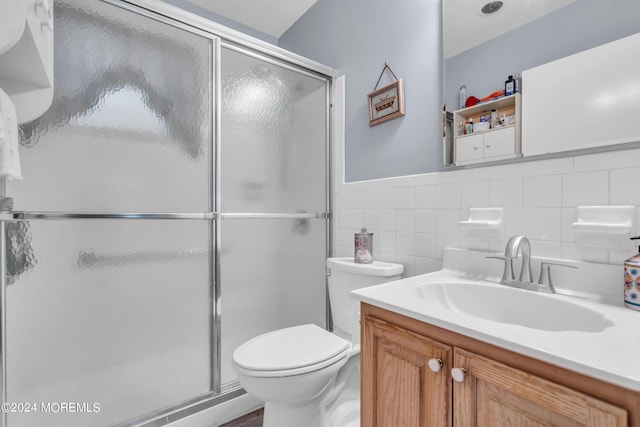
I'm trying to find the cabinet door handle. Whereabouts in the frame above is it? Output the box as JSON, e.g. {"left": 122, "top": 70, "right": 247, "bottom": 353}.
{"left": 473, "top": 144, "right": 479, "bottom": 150}
{"left": 428, "top": 358, "right": 443, "bottom": 373}
{"left": 451, "top": 367, "right": 467, "bottom": 383}
{"left": 485, "top": 142, "right": 492, "bottom": 148}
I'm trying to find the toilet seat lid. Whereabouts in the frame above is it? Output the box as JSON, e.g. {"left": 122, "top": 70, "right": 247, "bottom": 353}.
{"left": 233, "top": 324, "right": 350, "bottom": 372}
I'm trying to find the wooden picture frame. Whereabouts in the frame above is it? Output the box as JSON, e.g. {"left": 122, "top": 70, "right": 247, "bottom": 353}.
{"left": 367, "top": 79, "right": 405, "bottom": 127}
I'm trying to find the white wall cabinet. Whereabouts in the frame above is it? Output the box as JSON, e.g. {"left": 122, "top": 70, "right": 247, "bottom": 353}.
{"left": 453, "top": 93, "right": 521, "bottom": 165}
{"left": 523, "top": 32, "right": 640, "bottom": 156}
{"left": 0, "top": 0, "right": 54, "bottom": 124}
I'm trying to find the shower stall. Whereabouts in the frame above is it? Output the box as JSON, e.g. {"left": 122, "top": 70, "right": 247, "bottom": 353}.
{"left": 1, "top": 0, "right": 333, "bottom": 425}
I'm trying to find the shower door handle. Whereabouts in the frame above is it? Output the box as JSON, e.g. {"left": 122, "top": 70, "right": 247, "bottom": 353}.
{"left": 8, "top": 212, "right": 217, "bottom": 220}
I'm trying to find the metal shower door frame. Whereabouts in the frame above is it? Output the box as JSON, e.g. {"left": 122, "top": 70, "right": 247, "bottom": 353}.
{"left": 0, "top": 0, "right": 336, "bottom": 426}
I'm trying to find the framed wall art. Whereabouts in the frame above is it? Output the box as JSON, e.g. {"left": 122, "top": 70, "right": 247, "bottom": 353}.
{"left": 367, "top": 63, "right": 405, "bottom": 127}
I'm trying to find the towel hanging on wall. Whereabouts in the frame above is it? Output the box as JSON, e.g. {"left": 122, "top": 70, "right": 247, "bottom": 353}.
{"left": 0, "top": 86, "right": 22, "bottom": 180}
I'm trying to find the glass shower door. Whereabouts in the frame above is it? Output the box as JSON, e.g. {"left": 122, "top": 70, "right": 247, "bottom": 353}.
{"left": 219, "top": 45, "right": 330, "bottom": 388}
{"left": 5, "top": 0, "right": 216, "bottom": 425}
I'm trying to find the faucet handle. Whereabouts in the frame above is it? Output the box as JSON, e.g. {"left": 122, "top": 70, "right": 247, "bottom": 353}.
{"left": 486, "top": 256, "right": 515, "bottom": 282}
{"left": 537, "top": 262, "right": 577, "bottom": 292}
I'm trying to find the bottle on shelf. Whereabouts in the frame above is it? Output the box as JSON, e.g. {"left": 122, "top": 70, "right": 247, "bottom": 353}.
{"left": 505, "top": 75, "right": 516, "bottom": 96}
{"left": 490, "top": 109, "right": 498, "bottom": 128}
{"left": 465, "top": 118, "right": 473, "bottom": 134}
{"left": 459, "top": 85, "right": 467, "bottom": 110}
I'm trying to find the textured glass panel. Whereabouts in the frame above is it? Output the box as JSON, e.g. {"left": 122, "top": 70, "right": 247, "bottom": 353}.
{"left": 6, "top": 220, "right": 211, "bottom": 427}
{"left": 12, "top": 0, "right": 212, "bottom": 212}
{"left": 220, "top": 218, "right": 326, "bottom": 385}
{"left": 221, "top": 47, "right": 328, "bottom": 213}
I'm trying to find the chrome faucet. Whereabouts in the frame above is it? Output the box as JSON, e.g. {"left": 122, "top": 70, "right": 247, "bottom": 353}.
{"left": 504, "top": 235, "right": 533, "bottom": 283}
{"left": 487, "top": 235, "right": 577, "bottom": 293}
{"left": 487, "top": 235, "right": 533, "bottom": 285}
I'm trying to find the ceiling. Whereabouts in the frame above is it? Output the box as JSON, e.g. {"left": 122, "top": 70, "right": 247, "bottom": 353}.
{"left": 183, "top": 0, "right": 317, "bottom": 38}
{"left": 444, "top": 0, "right": 580, "bottom": 58}
{"left": 183, "top": 0, "right": 579, "bottom": 56}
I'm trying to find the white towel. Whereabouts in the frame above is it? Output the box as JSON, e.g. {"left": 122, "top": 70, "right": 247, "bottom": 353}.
{"left": 0, "top": 87, "right": 22, "bottom": 180}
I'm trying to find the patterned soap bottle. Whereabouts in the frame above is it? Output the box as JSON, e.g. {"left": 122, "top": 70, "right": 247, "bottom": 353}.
{"left": 624, "top": 236, "right": 640, "bottom": 311}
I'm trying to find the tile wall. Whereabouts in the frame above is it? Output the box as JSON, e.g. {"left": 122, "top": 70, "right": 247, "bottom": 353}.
{"left": 333, "top": 147, "right": 640, "bottom": 278}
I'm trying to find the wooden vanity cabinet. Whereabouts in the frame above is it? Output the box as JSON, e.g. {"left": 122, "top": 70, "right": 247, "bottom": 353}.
{"left": 361, "top": 315, "right": 452, "bottom": 426}
{"left": 361, "top": 303, "right": 638, "bottom": 427}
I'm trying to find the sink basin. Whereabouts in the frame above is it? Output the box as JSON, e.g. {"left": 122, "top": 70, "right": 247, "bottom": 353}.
{"left": 415, "top": 282, "right": 613, "bottom": 332}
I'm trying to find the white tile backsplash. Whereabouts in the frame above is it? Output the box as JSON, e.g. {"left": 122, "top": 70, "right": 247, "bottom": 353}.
{"left": 415, "top": 185, "right": 437, "bottom": 209}
{"left": 378, "top": 189, "right": 396, "bottom": 209}
{"left": 379, "top": 210, "right": 396, "bottom": 231}
{"left": 562, "top": 170, "right": 609, "bottom": 207}
{"left": 396, "top": 187, "right": 415, "bottom": 209}
{"left": 363, "top": 210, "right": 379, "bottom": 232}
{"left": 333, "top": 146, "right": 640, "bottom": 277}
{"left": 561, "top": 208, "right": 577, "bottom": 242}
{"left": 437, "top": 183, "right": 460, "bottom": 208}
{"left": 437, "top": 209, "right": 462, "bottom": 236}
{"left": 529, "top": 240, "right": 562, "bottom": 258}
{"left": 562, "top": 243, "right": 608, "bottom": 263}
{"left": 461, "top": 180, "right": 489, "bottom": 208}
{"left": 610, "top": 167, "right": 640, "bottom": 205}
{"left": 415, "top": 233, "right": 437, "bottom": 258}
{"left": 363, "top": 189, "right": 379, "bottom": 210}
{"left": 503, "top": 208, "right": 523, "bottom": 237}
{"left": 378, "top": 231, "right": 396, "bottom": 253}
{"left": 518, "top": 157, "right": 574, "bottom": 177}
{"left": 489, "top": 178, "right": 522, "bottom": 208}
{"left": 523, "top": 175, "right": 561, "bottom": 207}
{"left": 415, "top": 256, "right": 438, "bottom": 275}
{"left": 415, "top": 209, "right": 437, "bottom": 233}
{"left": 350, "top": 191, "right": 364, "bottom": 210}
{"left": 349, "top": 210, "right": 364, "bottom": 231}
{"left": 523, "top": 208, "right": 562, "bottom": 241}
{"left": 396, "top": 210, "right": 415, "bottom": 232}
{"left": 396, "top": 232, "right": 415, "bottom": 256}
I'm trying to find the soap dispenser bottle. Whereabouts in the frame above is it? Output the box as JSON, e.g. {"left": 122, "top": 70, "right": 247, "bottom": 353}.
{"left": 624, "top": 236, "right": 640, "bottom": 311}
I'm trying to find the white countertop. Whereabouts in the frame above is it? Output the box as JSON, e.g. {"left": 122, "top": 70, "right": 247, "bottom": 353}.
{"left": 351, "top": 248, "right": 640, "bottom": 392}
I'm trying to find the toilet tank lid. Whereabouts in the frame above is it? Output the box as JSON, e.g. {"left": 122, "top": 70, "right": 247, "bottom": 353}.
{"left": 326, "top": 257, "right": 404, "bottom": 277}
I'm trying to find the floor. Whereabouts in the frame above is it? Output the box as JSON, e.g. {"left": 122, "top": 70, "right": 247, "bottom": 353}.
{"left": 219, "top": 408, "right": 263, "bottom": 427}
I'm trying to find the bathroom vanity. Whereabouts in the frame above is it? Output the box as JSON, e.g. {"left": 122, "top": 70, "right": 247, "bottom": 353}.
{"left": 354, "top": 248, "right": 640, "bottom": 426}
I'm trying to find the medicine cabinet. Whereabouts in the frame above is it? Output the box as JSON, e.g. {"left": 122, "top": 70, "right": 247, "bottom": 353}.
{"left": 452, "top": 93, "right": 521, "bottom": 165}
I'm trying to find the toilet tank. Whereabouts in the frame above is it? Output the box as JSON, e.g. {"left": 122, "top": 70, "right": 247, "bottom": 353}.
{"left": 326, "top": 257, "right": 403, "bottom": 343}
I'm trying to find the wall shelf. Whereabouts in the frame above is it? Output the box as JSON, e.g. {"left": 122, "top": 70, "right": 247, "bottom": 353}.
{"left": 459, "top": 207, "right": 504, "bottom": 239}
{"left": 571, "top": 205, "right": 636, "bottom": 249}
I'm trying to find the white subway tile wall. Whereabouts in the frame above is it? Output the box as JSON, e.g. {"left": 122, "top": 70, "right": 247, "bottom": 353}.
{"left": 332, "top": 148, "right": 640, "bottom": 277}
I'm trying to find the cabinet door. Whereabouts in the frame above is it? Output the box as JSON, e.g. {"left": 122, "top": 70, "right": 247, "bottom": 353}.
{"left": 453, "top": 348, "right": 627, "bottom": 427}
{"left": 483, "top": 127, "right": 515, "bottom": 159}
{"left": 362, "top": 315, "right": 452, "bottom": 427}
{"left": 455, "top": 133, "right": 483, "bottom": 164}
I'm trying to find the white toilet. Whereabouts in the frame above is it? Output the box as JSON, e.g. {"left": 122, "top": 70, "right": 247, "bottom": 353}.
{"left": 232, "top": 257, "right": 403, "bottom": 427}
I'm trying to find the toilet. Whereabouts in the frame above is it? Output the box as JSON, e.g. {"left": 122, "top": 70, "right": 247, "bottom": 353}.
{"left": 232, "top": 257, "right": 403, "bottom": 427}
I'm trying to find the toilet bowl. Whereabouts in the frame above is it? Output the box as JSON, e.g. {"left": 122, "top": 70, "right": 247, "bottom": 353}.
{"left": 232, "top": 257, "right": 403, "bottom": 427}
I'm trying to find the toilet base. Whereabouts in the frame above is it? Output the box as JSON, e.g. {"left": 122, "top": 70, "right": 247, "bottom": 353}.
{"left": 263, "top": 401, "right": 327, "bottom": 427}
{"left": 328, "top": 399, "right": 360, "bottom": 427}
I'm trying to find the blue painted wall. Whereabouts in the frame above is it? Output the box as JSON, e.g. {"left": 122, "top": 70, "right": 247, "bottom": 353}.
{"left": 444, "top": 0, "right": 640, "bottom": 113}
{"left": 279, "top": 0, "right": 444, "bottom": 182}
